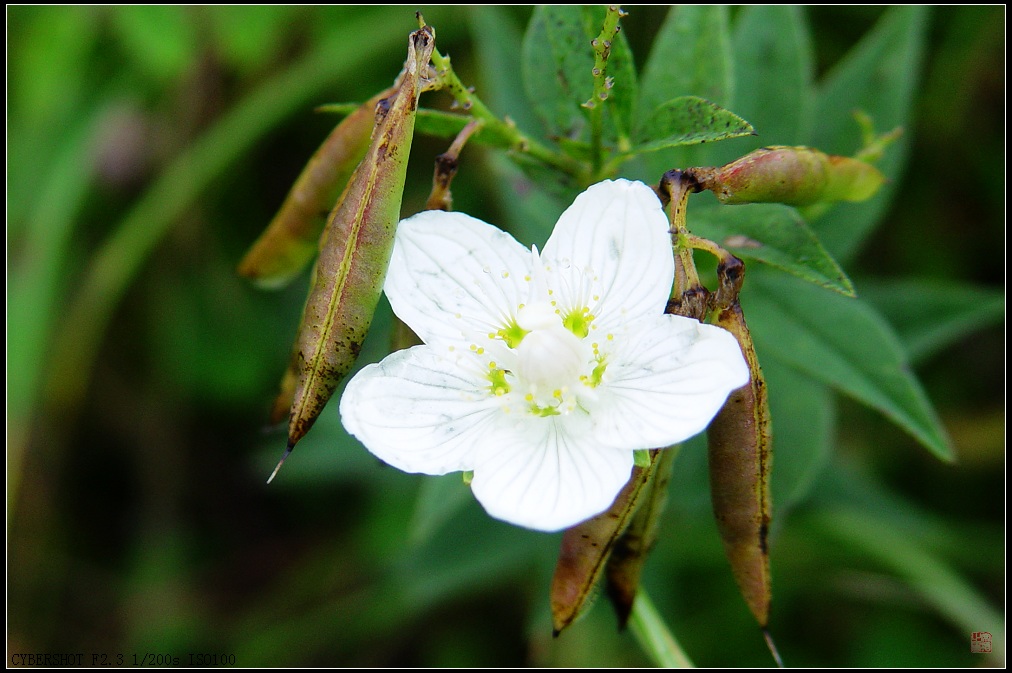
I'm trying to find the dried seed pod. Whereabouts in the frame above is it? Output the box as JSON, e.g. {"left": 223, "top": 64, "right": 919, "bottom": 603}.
{"left": 706, "top": 254, "right": 773, "bottom": 626}
{"left": 601, "top": 219, "right": 704, "bottom": 629}
{"left": 268, "top": 27, "right": 435, "bottom": 482}
{"left": 604, "top": 447, "right": 677, "bottom": 629}
{"left": 238, "top": 87, "right": 397, "bottom": 289}
{"left": 266, "top": 265, "right": 318, "bottom": 427}
{"left": 693, "top": 145, "right": 885, "bottom": 207}
{"left": 424, "top": 118, "right": 480, "bottom": 212}
{"left": 550, "top": 452, "right": 657, "bottom": 635}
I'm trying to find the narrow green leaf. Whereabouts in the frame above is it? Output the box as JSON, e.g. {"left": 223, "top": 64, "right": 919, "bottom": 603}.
{"left": 815, "top": 456, "right": 1006, "bottom": 575}
{"left": 409, "top": 474, "right": 473, "bottom": 546}
{"left": 709, "top": 6, "right": 814, "bottom": 166}
{"left": 207, "top": 6, "right": 294, "bottom": 75}
{"left": 745, "top": 270, "right": 953, "bottom": 461}
{"left": 760, "top": 356, "right": 834, "bottom": 512}
{"left": 636, "top": 6, "right": 734, "bottom": 173}
{"left": 47, "top": 11, "right": 406, "bottom": 412}
{"left": 690, "top": 204, "right": 854, "bottom": 296}
{"left": 631, "top": 96, "right": 753, "bottom": 153}
{"left": 468, "top": 6, "right": 542, "bottom": 140}
{"left": 8, "top": 103, "right": 111, "bottom": 506}
{"left": 8, "top": 6, "right": 101, "bottom": 228}
{"left": 521, "top": 6, "right": 589, "bottom": 140}
{"left": 809, "top": 6, "right": 929, "bottom": 261}
{"left": 111, "top": 6, "right": 199, "bottom": 84}
{"left": 810, "top": 507, "right": 1005, "bottom": 664}
{"left": 855, "top": 277, "right": 1005, "bottom": 363}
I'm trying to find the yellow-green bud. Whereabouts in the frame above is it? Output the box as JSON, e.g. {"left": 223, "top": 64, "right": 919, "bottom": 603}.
{"left": 703, "top": 145, "right": 886, "bottom": 207}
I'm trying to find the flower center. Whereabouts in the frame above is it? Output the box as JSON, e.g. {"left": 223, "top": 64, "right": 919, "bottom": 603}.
{"left": 510, "top": 302, "right": 593, "bottom": 416}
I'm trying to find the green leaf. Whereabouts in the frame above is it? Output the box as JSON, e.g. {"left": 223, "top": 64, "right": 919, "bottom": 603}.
{"left": 520, "top": 6, "right": 636, "bottom": 148}
{"left": 47, "top": 11, "right": 408, "bottom": 412}
{"left": 8, "top": 6, "right": 102, "bottom": 228}
{"left": 809, "top": 6, "right": 929, "bottom": 261}
{"left": 637, "top": 6, "right": 733, "bottom": 124}
{"left": 809, "top": 507, "right": 1005, "bottom": 664}
{"left": 521, "top": 6, "right": 590, "bottom": 140}
{"left": 855, "top": 277, "right": 1005, "bottom": 363}
{"left": 760, "top": 357, "right": 834, "bottom": 513}
{"left": 630, "top": 96, "right": 754, "bottom": 154}
{"left": 507, "top": 151, "right": 582, "bottom": 205}
{"left": 745, "top": 270, "right": 953, "bottom": 461}
{"left": 207, "top": 6, "right": 293, "bottom": 75}
{"left": 7, "top": 102, "right": 112, "bottom": 504}
{"left": 468, "top": 6, "right": 542, "bottom": 140}
{"left": 111, "top": 6, "right": 199, "bottom": 84}
{"left": 710, "top": 6, "right": 814, "bottom": 166}
{"left": 485, "top": 153, "right": 570, "bottom": 250}
{"left": 690, "top": 204, "right": 854, "bottom": 296}
{"left": 409, "top": 474, "right": 473, "bottom": 546}
{"left": 636, "top": 6, "right": 734, "bottom": 174}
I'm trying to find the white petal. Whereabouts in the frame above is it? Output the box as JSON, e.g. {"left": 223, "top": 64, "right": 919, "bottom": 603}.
{"left": 470, "top": 417, "right": 634, "bottom": 532}
{"left": 339, "top": 346, "right": 501, "bottom": 474}
{"left": 542, "top": 180, "right": 673, "bottom": 332}
{"left": 591, "top": 314, "right": 751, "bottom": 450}
{"left": 385, "top": 210, "right": 533, "bottom": 346}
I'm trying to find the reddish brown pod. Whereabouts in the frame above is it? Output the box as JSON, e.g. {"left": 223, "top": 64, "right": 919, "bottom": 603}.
{"left": 706, "top": 254, "right": 773, "bottom": 627}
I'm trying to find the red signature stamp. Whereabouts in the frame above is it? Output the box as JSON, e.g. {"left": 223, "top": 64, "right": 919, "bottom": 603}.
{"left": 971, "top": 632, "right": 992, "bottom": 654}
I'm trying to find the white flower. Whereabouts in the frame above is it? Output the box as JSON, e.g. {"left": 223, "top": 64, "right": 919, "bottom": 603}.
{"left": 339, "top": 179, "right": 750, "bottom": 532}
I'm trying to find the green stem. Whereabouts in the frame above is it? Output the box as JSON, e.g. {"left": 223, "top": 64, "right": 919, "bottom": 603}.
{"left": 664, "top": 173, "right": 702, "bottom": 299}
{"left": 629, "top": 587, "right": 695, "bottom": 668}
{"left": 586, "top": 5, "right": 626, "bottom": 176}
{"left": 428, "top": 40, "right": 585, "bottom": 179}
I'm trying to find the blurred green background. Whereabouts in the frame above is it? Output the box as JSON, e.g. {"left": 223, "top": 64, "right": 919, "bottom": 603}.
{"left": 7, "top": 6, "right": 1004, "bottom": 667}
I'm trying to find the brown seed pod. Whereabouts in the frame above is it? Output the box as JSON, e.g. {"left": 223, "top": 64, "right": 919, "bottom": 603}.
{"left": 238, "top": 87, "right": 397, "bottom": 289}
{"left": 268, "top": 27, "right": 435, "bottom": 482}
{"left": 706, "top": 254, "right": 773, "bottom": 626}
{"left": 604, "top": 447, "right": 677, "bottom": 629}
{"left": 550, "top": 451, "right": 658, "bottom": 635}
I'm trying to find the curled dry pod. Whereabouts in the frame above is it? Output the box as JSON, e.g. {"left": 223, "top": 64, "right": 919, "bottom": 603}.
{"left": 706, "top": 254, "right": 773, "bottom": 626}
{"left": 699, "top": 145, "right": 885, "bottom": 207}
{"left": 550, "top": 452, "right": 657, "bottom": 635}
{"left": 604, "top": 448, "right": 676, "bottom": 629}
{"left": 238, "top": 87, "right": 397, "bottom": 289}
{"left": 602, "top": 263, "right": 705, "bottom": 630}
{"left": 268, "top": 27, "right": 435, "bottom": 481}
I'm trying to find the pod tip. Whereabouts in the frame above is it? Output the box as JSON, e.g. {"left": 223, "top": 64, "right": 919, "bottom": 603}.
{"left": 762, "top": 627, "right": 784, "bottom": 668}
{"left": 266, "top": 442, "right": 295, "bottom": 485}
